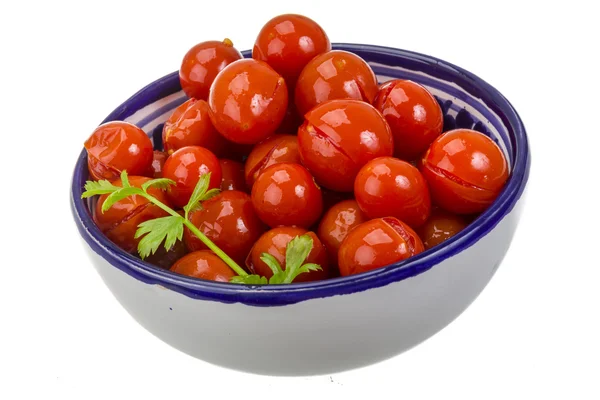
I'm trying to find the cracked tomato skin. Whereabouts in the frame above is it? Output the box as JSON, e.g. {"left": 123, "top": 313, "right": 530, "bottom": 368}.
{"left": 179, "top": 39, "right": 243, "bottom": 100}
{"left": 184, "top": 190, "right": 266, "bottom": 265}
{"left": 219, "top": 159, "right": 247, "bottom": 192}
{"left": 373, "top": 79, "right": 443, "bottom": 161}
{"left": 208, "top": 59, "right": 288, "bottom": 144}
{"left": 297, "top": 99, "right": 394, "bottom": 192}
{"left": 417, "top": 208, "right": 469, "bottom": 250}
{"left": 170, "top": 250, "right": 236, "bottom": 282}
{"left": 420, "top": 129, "right": 509, "bottom": 214}
{"left": 162, "top": 146, "right": 222, "bottom": 208}
{"left": 244, "top": 134, "right": 301, "bottom": 188}
{"left": 162, "top": 98, "right": 227, "bottom": 156}
{"left": 84, "top": 121, "right": 153, "bottom": 181}
{"left": 338, "top": 217, "right": 424, "bottom": 276}
{"left": 294, "top": 50, "right": 378, "bottom": 116}
{"left": 252, "top": 14, "right": 330, "bottom": 89}
{"left": 354, "top": 157, "right": 431, "bottom": 228}
{"left": 251, "top": 163, "right": 323, "bottom": 228}
{"left": 94, "top": 176, "right": 171, "bottom": 254}
{"left": 246, "top": 227, "right": 329, "bottom": 282}
{"left": 317, "top": 199, "right": 367, "bottom": 268}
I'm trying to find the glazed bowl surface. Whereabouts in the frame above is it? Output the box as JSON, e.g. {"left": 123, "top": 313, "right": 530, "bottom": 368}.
{"left": 71, "top": 43, "right": 530, "bottom": 376}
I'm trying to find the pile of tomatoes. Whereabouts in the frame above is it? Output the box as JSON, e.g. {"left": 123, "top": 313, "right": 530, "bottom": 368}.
{"left": 83, "top": 14, "right": 509, "bottom": 283}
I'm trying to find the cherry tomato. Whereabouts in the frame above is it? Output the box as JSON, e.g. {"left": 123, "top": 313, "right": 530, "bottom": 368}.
{"left": 294, "top": 50, "right": 378, "bottom": 116}
{"left": 150, "top": 150, "right": 167, "bottom": 178}
{"left": 162, "top": 146, "right": 222, "bottom": 208}
{"left": 208, "top": 59, "right": 288, "bottom": 144}
{"left": 94, "top": 176, "right": 171, "bottom": 253}
{"left": 219, "top": 159, "right": 247, "bottom": 192}
{"left": 143, "top": 240, "right": 188, "bottom": 269}
{"left": 184, "top": 190, "right": 266, "bottom": 265}
{"left": 373, "top": 79, "right": 443, "bottom": 160}
{"left": 420, "top": 129, "right": 509, "bottom": 214}
{"left": 338, "top": 217, "right": 424, "bottom": 276}
{"left": 244, "top": 134, "right": 301, "bottom": 188}
{"left": 179, "top": 39, "right": 242, "bottom": 100}
{"left": 297, "top": 99, "right": 394, "bottom": 192}
{"left": 162, "top": 98, "right": 227, "bottom": 156}
{"left": 417, "top": 208, "right": 469, "bottom": 250}
{"left": 170, "top": 250, "right": 236, "bottom": 282}
{"left": 253, "top": 14, "right": 330, "bottom": 88}
{"left": 354, "top": 157, "right": 431, "bottom": 228}
{"left": 84, "top": 121, "right": 153, "bottom": 181}
{"left": 317, "top": 200, "right": 367, "bottom": 267}
{"left": 251, "top": 163, "right": 323, "bottom": 228}
{"left": 247, "top": 227, "right": 329, "bottom": 282}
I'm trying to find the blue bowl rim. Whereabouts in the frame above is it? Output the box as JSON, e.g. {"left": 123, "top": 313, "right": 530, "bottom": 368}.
{"left": 70, "top": 43, "right": 530, "bottom": 307}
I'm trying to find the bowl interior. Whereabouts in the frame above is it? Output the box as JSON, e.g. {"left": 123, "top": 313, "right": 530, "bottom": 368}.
{"left": 71, "top": 43, "right": 528, "bottom": 306}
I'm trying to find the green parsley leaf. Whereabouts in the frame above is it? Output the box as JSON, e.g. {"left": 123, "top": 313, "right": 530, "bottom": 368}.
{"left": 183, "top": 173, "right": 215, "bottom": 218}
{"left": 283, "top": 235, "right": 314, "bottom": 284}
{"left": 81, "top": 179, "right": 121, "bottom": 198}
{"left": 101, "top": 187, "right": 143, "bottom": 213}
{"left": 200, "top": 188, "right": 221, "bottom": 202}
{"left": 120, "top": 170, "right": 131, "bottom": 188}
{"left": 134, "top": 216, "right": 184, "bottom": 259}
{"left": 141, "top": 178, "right": 176, "bottom": 192}
{"left": 268, "top": 271, "right": 288, "bottom": 284}
{"left": 260, "top": 253, "right": 283, "bottom": 275}
{"left": 230, "top": 275, "right": 269, "bottom": 285}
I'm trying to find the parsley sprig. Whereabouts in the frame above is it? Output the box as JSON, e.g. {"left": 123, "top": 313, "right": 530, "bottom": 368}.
{"left": 81, "top": 170, "right": 321, "bottom": 284}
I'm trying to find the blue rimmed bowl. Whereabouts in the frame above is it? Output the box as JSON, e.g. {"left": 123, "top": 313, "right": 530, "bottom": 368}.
{"left": 71, "top": 43, "right": 530, "bottom": 376}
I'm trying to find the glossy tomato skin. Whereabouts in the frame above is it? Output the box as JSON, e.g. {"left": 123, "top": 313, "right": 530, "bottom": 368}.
{"left": 244, "top": 134, "right": 301, "bottom": 188}
{"left": 208, "top": 59, "right": 288, "bottom": 144}
{"left": 253, "top": 14, "right": 330, "bottom": 88}
{"left": 184, "top": 190, "right": 266, "bottom": 265}
{"left": 219, "top": 159, "right": 247, "bottom": 192}
{"left": 150, "top": 150, "right": 168, "bottom": 178}
{"left": 247, "top": 227, "right": 329, "bottom": 282}
{"left": 251, "top": 163, "right": 323, "bottom": 228}
{"left": 417, "top": 208, "right": 469, "bottom": 250}
{"left": 162, "top": 98, "right": 227, "bottom": 156}
{"left": 294, "top": 50, "right": 378, "bottom": 116}
{"left": 94, "top": 176, "right": 171, "bottom": 254}
{"left": 179, "top": 39, "right": 242, "bottom": 100}
{"left": 84, "top": 121, "right": 153, "bottom": 181}
{"left": 354, "top": 157, "right": 431, "bottom": 228}
{"left": 420, "top": 129, "right": 509, "bottom": 214}
{"left": 162, "top": 146, "right": 222, "bottom": 208}
{"left": 338, "top": 217, "right": 424, "bottom": 276}
{"left": 317, "top": 199, "right": 368, "bottom": 267}
{"left": 373, "top": 79, "right": 443, "bottom": 161}
{"left": 170, "top": 250, "right": 236, "bottom": 282}
{"left": 297, "top": 99, "right": 394, "bottom": 192}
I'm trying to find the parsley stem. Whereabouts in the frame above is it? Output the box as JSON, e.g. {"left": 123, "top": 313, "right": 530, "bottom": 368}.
{"left": 137, "top": 192, "right": 248, "bottom": 277}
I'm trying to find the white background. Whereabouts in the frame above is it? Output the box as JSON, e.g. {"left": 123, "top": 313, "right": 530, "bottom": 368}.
{"left": 1, "top": 0, "right": 599, "bottom": 398}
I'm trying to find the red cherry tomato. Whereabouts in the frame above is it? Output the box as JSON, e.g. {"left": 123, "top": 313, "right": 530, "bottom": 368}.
{"left": 143, "top": 240, "right": 188, "bottom": 269}
{"left": 94, "top": 176, "right": 171, "bottom": 253}
{"left": 150, "top": 150, "right": 168, "bottom": 178}
{"left": 420, "top": 129, "right": 509, "bottom": 214}
{"left": 184, "top": 191, "right": 266, "bottom": 265}
{"left": 338, "top": 217, "right": 424, "bottom": 276}
{"left": 317, "top": 199, "right": 368, "bottom": 267}
{"left": 244, "top": 134, "right": 301, "bottom": 188}
{"left": 219, "top": 159, "right": 247, "bottom": 192}
{"left": 179, "top": 39, "right": 242, "bottom": 100}
{"left": 162, "top": 98, "right": 227, "bottom": 156}
{"left": 208, "top": 59, "right": 288, "bottom": 144}
{"left": 247, "top": 227, "right": 329, "bottom": 282}
{"left": 84, "top": 121, "right": 153, "bottom": 181}
{"left": 354, "top": 157, "right": 431, "bottom": 228}
{"left": 417, "top": 208, "right": 469, "bottom": 250}
{"left": 294, "top": 50, "right": 378, "bottom": 116}
{"left": 373, "top": 79, "right": 443, "bottom": 160}
{"left": 251, "top": 163, "right": 323, "bottom": 228}
{"left": 297, "top": 99, "right": 394, "bottom": 192}
{"left": 162, "top": 146, "right": 222, "bottom": 208}
{"left": 170, "top": 250, "right": 236, "bottom": 282}
{"left": 253, "top": 14, "right": 330, "bottom": 88}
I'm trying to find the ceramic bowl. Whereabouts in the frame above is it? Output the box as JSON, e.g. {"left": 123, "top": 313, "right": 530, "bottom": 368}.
{"left": 70, "top": 43, "right": 530, "bottom": 376}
